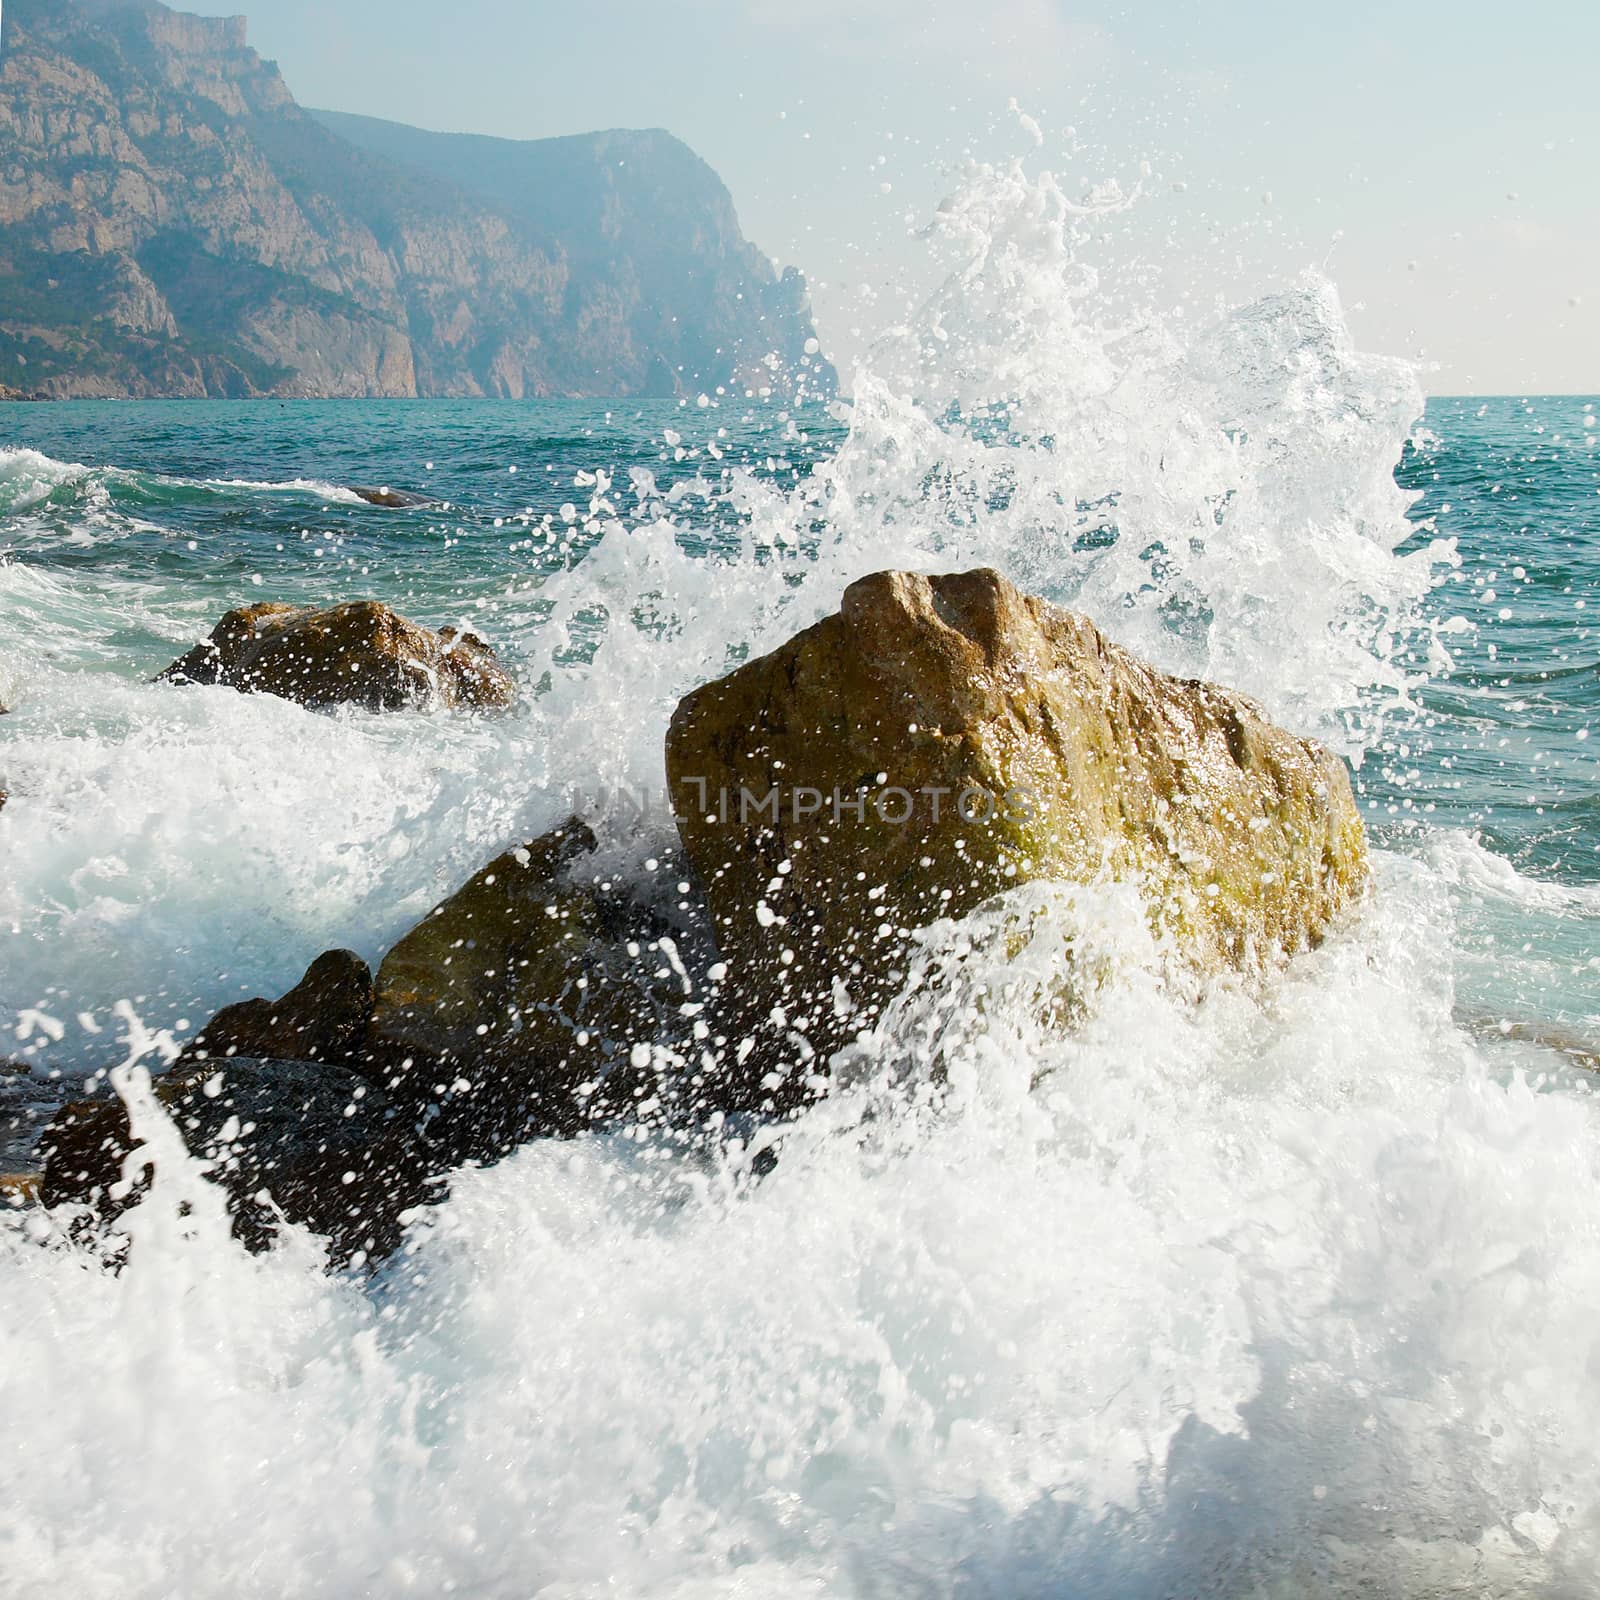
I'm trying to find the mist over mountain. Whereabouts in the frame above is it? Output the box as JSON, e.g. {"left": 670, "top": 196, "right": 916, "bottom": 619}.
{"left": 0, "top": 0, "right": 835, "bottom": 399}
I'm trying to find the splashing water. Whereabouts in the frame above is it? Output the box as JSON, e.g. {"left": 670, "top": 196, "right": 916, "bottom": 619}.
{"left": 2, "top": 155, "right": 1598, "bottom": 1596}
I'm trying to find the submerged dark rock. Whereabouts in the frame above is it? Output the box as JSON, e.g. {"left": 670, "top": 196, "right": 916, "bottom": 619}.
{"left": 177, "top": 949, "right": 373, "bottom": 1068}
{"left": 40, "top": 1057, "right": 429, "bottom": 1261}
{"left": 1463, "top": 1013, "right": 1600, "bottom": 1074}
{"left": 350, "top": 486, "right": 434, "bottom": 508}
{"left": 157, "top": 599, "right": 516, "bottom": 712}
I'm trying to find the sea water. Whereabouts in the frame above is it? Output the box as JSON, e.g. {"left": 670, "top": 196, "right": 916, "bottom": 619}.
{"left": 0, "top": 160, "right": 1597, "bottom": 1596}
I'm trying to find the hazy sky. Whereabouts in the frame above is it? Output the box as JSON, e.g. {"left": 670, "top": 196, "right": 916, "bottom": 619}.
{"left": 187, "top": 0, "right": 1596, "bottom": 393}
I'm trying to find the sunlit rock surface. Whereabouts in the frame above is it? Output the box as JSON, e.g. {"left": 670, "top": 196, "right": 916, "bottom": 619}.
{"left": 668, "top": 566, "right": 1368, "bottom": 1073}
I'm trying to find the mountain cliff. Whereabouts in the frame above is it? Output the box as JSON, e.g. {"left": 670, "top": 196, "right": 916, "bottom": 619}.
{"left": 0, "top": 0, "right": 834, "bottom": 400}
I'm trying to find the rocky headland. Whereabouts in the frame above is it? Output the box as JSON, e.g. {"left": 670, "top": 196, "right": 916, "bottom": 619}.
{"left": 0, "top": 0, "right": 834, "bottom": 400}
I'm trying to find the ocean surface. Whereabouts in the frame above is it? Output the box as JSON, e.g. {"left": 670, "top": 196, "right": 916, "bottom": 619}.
{"left": 1, "top": 172, "right": 1598, "bottom": 1596}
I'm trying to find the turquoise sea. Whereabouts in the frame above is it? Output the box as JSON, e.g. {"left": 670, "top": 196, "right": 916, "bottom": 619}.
{"left": 1, "top": 278, "right": 1598, "bottom": 1592}
{"left": 2, "top": 392, "right": 1594, "bottom": 1071}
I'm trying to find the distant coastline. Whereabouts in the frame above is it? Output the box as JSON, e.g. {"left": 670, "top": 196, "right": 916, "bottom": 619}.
{"left": 0, "top": 0, "right": 835, "bottom": 403}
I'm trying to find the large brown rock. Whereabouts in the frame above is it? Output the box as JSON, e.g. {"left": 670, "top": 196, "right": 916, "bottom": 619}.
{"left": 177, "top": 949, "right": 373, "bottom": 1068}
{"left": 40, "top": 1058, "right": 427, "bottom": 1261}
{"left": 156, "top": 600, "right": 515, "bottom": 712}
{"left": 364, "top": 818, "right": 696, "bottom": 1150}
{"left": 666, "top": 567, "right": 1368, "bottom": 1084}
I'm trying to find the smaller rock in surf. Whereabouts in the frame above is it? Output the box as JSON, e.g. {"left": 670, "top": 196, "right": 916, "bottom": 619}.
{"left": 156, "top": 599, "right": 515, "bottom": 712}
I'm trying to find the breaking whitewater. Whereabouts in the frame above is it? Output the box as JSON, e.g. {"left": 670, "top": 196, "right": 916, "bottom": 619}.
{"left": 2, "top": 153, "right": 1599, "bottom": 1598}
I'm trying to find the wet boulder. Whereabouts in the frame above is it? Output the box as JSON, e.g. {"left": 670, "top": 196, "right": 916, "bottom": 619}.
{"left": 40, "top": 1057, "right": 428, "bottom": 1262}
{"left": 363, "top": 818, "right": 699, "bottom": 1153}
{"left": 666, "top": 566, "right": 1368, "bottom": 1078}
{"left": 157, "top": 599, "right": 515, "bottom": 712}
{"left": 177, "top": 948, "right": 373, "bottom": 1068}
{"left": 39, "top": 833, "right": 711, "bottom": 1258}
